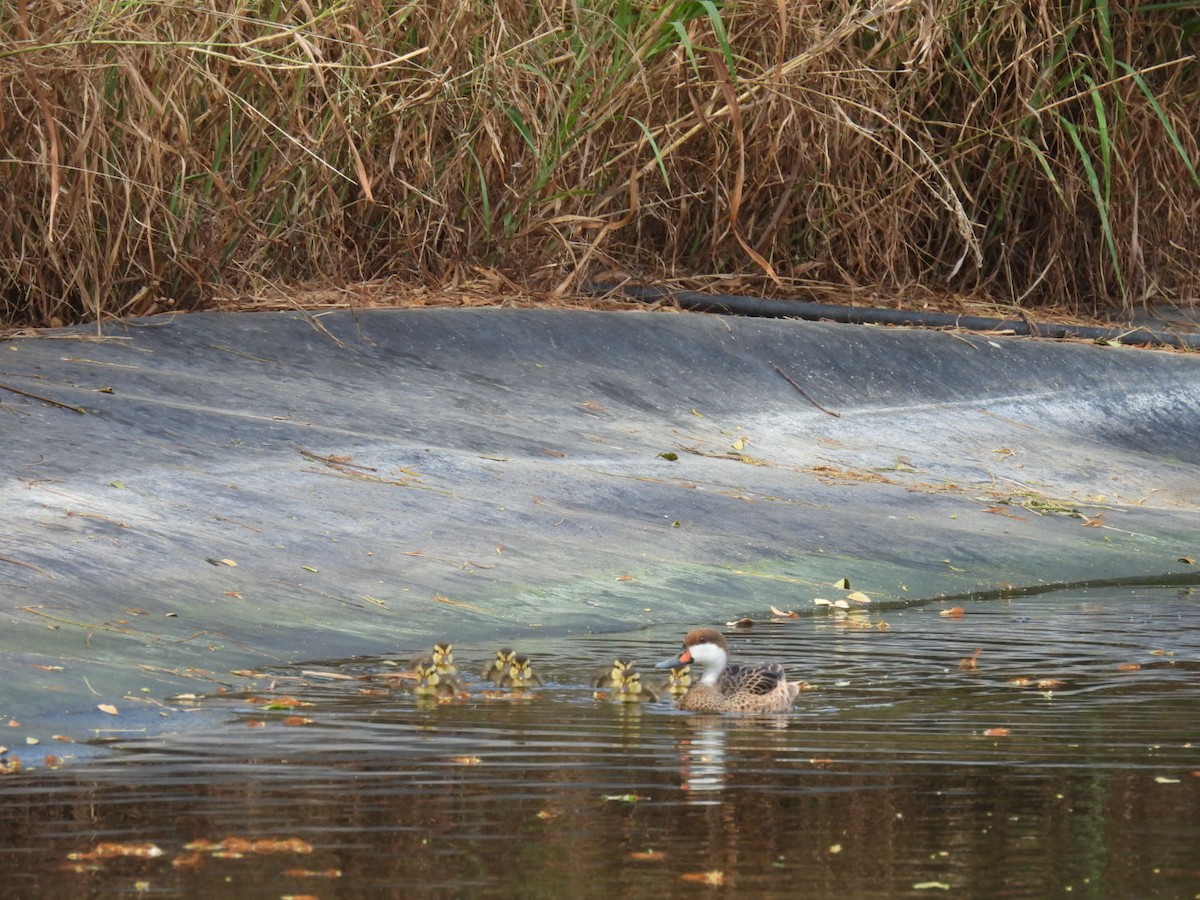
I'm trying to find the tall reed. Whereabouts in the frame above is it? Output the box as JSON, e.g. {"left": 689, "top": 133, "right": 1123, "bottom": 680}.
{"left": 2, "top": 0, "right": 1197, "bottom": 327}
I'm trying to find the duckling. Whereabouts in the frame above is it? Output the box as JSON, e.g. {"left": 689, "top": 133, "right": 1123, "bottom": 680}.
{"left": 592, "top": 657, "right": 636, "bottom": 690}
{"left": 496, "top": 654, "right": 543, "bottom": 688}
{"left": 611, "top": 669, "right": 658, "bottom": 703}
{"left": 482, "top": 648, "right": 517, "bottom": 683}
{"left": 409, "top": 642, "right": 458, "bottom": 675}
{"left": 663, "top": 663, "right": 692, "bottom": 696}
{"left": 655, "top": 627, "right": 799, "bottom": 713}
{"left": 430, "top": 642, "right": 458, "bottom": 675}
{"left": 412, "top": 658, "right": 464, "bottom": 700}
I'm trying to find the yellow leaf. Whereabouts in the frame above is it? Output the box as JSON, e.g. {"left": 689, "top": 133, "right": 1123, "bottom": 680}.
{"left": 731, "top": 437, "right": 745, "bottom": 450}
{"left": 845, "top": 591, "right": 871, "bottom": 604}
{"left": 97, "top": 704, "right": 118, "bottom": 716}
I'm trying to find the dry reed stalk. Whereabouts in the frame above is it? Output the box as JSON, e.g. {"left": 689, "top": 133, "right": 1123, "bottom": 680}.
{"left": 0, "top": 0, "right": 1197, "bottom": 328}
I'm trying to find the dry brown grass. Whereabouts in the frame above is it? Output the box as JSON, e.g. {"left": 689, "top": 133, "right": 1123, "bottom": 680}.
{"left": 2, "top": 0, "right": 1198, "bottom": 328}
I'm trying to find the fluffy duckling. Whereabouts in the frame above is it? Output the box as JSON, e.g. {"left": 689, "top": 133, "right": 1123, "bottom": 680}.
{"left": 483, "top": 648, "right": 517, "bottom": 683}
{"left": 430, "top": 642, "right": 458, "bottom": 675}
{"left": 408, "top": 642, "right": 458, "bottom": 676}
{"left": 496, "top": 654, "right": 543, "bottom": 688}
{"left": 611, "top": 669, "right": 658, "bottom": 703}
{"left": 663, "top": 663, "right": 692, "bottom": 696}
{"left": 656, "top": 627, "right": 799, "bottom": 713}
{"left": 411, "top": 658, "right": 465, "bottom": 700}
{"left": 592, "top": 657, "right": 636, "bottom": 690}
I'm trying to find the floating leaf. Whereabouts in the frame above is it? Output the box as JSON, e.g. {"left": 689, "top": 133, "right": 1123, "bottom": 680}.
{"left": 1178, "top": 556, "right": 1194, "bottom": 565}
{"left": 657, "top": 451, "right": 679, "bottom": 462}
{"left": 617, "top": 574, "right": 636, "bottom": 582}
{"left": 260, "top": 697, "right": 308, "bottom": 709}
{"left": 283, "top": 868, "right": 342, "bottom": 879}
{"left": 846, "top": 591, "right": 871, "bottom": 604}
{"left": 281, "top": 716, "right": 313, "bottom": 726}
{"left": 769, "top": 605, "right": 797, "bottom": 618}
{"left": 97, "top": 704, "right": 118, "bottom": 716}
{"left": 1154, "top": 776, "right": 1181, "bottom": 784}
{"left": 939, "top": 607, "right": 965, "bottom": 618}
{"left": 300, "top": 565, "right": 319, "bottom": 573}
{"left": 913, "top": 883, "right": 951, "bottom": 891}
{"left": 450, "top": 756, "right": 482, "bottom": 765}
{"left": 983, "top": 727, "right": 1011, "bottom": 737}
{"left": 603, "top": 793, "right": 649, "bottom": 803}
{"left": 1116, "top": 663, "right": 1142, "bottom": 672}
{"left": 680, "top": 870, "right": 724, "bottom": 885}
{"left": 959, "top": 649, "right": 982, "bottom": 670}
{"left": 68, "top": 842, "right": 164, "bottom": 861}
{"left": 833, "top": 577, "right": 850, "bottom": 589}
{"left": 630, "top": 850, "right": 666, "bottom": 861}
{"left": 731, "top": 437, "right": 746, "bottom": 451}
{"left": 726, "top": 617, "right": 756, "bottom": 628}
{"left": 536, "top": 810, "right": 557, "bottom": 820}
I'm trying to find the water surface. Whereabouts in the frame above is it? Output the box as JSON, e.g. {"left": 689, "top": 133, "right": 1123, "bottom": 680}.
{"left": 2, "top": 586, "right": 1198, "bottom": 897}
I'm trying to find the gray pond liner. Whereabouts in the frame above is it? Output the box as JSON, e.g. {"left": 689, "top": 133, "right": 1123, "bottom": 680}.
{"left": 1, "top": 307, "right": 1198, "bottom": 750}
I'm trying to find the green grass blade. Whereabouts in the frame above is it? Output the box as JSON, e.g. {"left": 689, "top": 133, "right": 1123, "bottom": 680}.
{"left": 1116, "top": 59, "right": 1200, "bottom": 189}
{"left": 1059, "top": 114, "right": 1124, "bottom": 294}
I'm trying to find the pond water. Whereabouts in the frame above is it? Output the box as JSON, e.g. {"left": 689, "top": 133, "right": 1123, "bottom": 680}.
{"left": 2, "top": 586, "right": 1199, "bottom": 898}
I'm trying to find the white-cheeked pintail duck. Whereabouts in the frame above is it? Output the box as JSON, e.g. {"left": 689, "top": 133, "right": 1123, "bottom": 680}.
{"left": 656, "top": 627, "right": 799, "bottom": 713}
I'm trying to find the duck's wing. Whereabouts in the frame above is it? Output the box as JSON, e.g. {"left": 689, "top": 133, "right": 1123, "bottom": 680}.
{"left": 722, "top": 663, "right": 787, "bottom": 696}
